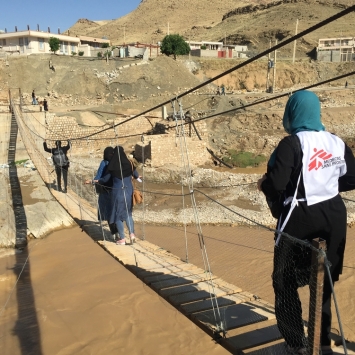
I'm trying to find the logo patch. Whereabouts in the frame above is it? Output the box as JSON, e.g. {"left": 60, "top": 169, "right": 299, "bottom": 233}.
{"left": 308, "top": 148, "right": 344, "bottom": 171}
{"left": 308, "top": 148, "right": 332, "bottom": 171}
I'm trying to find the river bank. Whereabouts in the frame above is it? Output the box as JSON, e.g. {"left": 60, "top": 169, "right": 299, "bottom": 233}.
{"left": 0, "top": 226, "right": 230, "bottom": 355}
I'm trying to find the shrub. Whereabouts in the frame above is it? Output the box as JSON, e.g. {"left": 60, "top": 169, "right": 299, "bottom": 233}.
{"left": 200, "top": 45, "right": 207, "bottom": 50}
{"left": 160, "top": 34, "right": 190, "bottom": 59}
{"left": 222, "top": 150, "right": 266, "bottom": 168}
{"left": 97, "top": 51, "right": 103, "bottom": 58}
{"left": 49, "top": 37, "right": 60, "bottom": 53}
{"left": 78, "top": 51, "right": 84, "bottom": 56}
{"left": 71, "top": 51, "right": 77, "bottom": 56}
{"left": 101, "top": 43, "right": 110, "bottom": 48}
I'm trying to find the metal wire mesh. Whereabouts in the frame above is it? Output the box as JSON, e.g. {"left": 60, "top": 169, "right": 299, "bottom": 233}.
{"left": 10, "top": 93, "right": 354, "bottom": 354}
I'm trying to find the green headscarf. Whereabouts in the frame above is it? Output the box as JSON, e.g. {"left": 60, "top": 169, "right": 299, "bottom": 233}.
{"left": 282, "top": 90, "right": 324, "bottom": 134}
{"left": 268, "top": 90, "right": 325, "bottom": 167}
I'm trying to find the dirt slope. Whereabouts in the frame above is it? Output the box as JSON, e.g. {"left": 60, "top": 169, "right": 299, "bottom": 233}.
{"left": 67, "top": 0, "right": 355, "bottom": 58}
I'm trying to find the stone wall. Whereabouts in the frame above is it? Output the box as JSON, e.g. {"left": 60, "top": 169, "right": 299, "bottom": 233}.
{"left": 135, "top": 130, "right": 210, "bottom": 167}
{"left": 45, "top": 115, "right": 156, "bottom": 151}
{"left": 45, "top": 114, "right": 210, "bottom": 167}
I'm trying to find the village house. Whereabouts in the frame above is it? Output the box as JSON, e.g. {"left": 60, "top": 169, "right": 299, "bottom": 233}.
{"left": 317, "top": 36, "right": 355, "bottom": 62}
{"left": 0, "top": 27, "right": 110, "bottom": 57}
{"left": 188, "top": 40, "right": 248, "bottom": 58}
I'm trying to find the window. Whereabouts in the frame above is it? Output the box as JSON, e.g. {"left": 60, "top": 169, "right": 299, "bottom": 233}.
{"left": 38, "top": 37, "right": 44, "bottom": 50}
{"left": 60, "top": 42, "right": 64, "bottom": 52}
{"left": 71, "top": 43, "right": 75, "bottom": 53}
{"left": 2, "top": 39, "right": 6, "bottom": 46}
{"left": 24, "top": 37, "right": 29, "bottom": 48}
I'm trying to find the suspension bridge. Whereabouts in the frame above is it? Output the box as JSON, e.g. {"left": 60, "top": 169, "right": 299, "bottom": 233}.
{"left": 2, "top": 5, "right": 355, "bottom": 353}
{"left": 4, "top": 86, "right": 354, "bottom": 355}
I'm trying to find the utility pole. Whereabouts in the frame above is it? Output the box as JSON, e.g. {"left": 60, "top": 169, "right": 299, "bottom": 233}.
{"left": 292, "top": 19, "right": 299, "bottom": 64}
{"left": 272, "top": 39, "right": 278, "bottom": 93}
{"left": 266, "top": 40, "right": 271, "bottom": 92}
{"left": 123, "top": 26, "right": 126, "bottom": 45}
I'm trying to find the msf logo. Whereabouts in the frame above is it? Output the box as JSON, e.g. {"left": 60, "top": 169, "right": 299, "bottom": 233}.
{"left": 308, "top": 148, "right": 332, "bottom": 171}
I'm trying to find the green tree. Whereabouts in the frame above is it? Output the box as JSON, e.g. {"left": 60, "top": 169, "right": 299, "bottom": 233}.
{"left": 49, "top": 37, "right": 60, "bottom": 53}
{"left": 101, "top": 42, "right": 110, "bottom": 48}
{"left": 160, "top": 34, "right": 190, "bottom": 59}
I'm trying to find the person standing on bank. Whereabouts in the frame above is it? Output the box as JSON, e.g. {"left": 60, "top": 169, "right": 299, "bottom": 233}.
{"left": 85, "top": 147, "right": 118, "bottom": 239}
{"left": 43, "top": 140, "right": 71, "bottom": 193}
{"left": 94, "top": 146, "right": 139, "bottom": 245}
{"left": 221, "top": 84, "right": 226, "bottom": 96}
{"left": 32, "top": 90, "right": 36, "bottom": 105}
{"left": 257, "top": 90, "right": 355, "bottom": 355}
{"left": 43, "top": 98, "right": 48, "bottom": 112}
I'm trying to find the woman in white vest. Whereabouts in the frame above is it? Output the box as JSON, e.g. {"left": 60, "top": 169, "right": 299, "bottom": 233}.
{"left": 258, "top": 90, "right": 355, "bottom": 355}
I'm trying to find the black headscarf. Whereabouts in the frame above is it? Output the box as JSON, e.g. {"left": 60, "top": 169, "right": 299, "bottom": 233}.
{"left": 107, "top": 146, "right": 133, "bottom": 179}
{"left": 55, "top": 140, "right": 61, "bottom": 148}
{"left": 103, "top": 146, "right": 114, "bottom": 162}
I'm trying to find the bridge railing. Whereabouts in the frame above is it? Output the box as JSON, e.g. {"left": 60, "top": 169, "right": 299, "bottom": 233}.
{"left": 10, "top": 94, "right": 351, "bottom": 354}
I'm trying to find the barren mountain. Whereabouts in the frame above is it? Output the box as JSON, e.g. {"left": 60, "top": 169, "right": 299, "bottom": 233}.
{"left": 68, "top": 0, "right": 355, "bottom": 58}
{"left": 68, "top": 0, "right": 240, "bottom": 42}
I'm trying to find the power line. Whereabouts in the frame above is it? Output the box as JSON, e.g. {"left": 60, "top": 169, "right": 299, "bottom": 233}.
{"left": 65, "top": 68, "right": 355, "bottom": 141}
{"left": 190, "top": 70, "right": 355, "bottom": 124}
{"left": 68, "top": 5, "right": 355, "bottom": 140}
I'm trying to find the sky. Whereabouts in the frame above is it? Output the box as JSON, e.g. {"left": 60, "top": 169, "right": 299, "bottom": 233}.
{"left": 0, "top": 0, "right": 142, "bottom": 33}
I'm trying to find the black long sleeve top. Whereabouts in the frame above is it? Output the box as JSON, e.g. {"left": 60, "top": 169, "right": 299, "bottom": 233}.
{"left": 261, "top": 135, "right": 355, "bottom": 203}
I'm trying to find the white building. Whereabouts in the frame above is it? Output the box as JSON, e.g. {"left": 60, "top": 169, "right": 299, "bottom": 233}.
{"left": 0, "top": 29, "right": 110, "bottom": 57}
{"left": 188, "top": 40, "right": 248, "bottom": 58}
{"left": 317, "top": 37, "right": 355, "bottom": 62}
{"left": 188, "top": 41, "right": 223, "bottom": 51}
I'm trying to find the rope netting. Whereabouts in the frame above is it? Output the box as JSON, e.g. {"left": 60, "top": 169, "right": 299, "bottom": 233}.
{"left": 7, "top": 5, "right": 355, "bottom": 349}
{"left": 9, "top": 90, "right": 354, "bottom": 353}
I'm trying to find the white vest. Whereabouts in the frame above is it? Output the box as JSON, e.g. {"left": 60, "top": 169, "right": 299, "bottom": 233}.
{"left": 296, "top": 131, "right": 346, "bottom": 206}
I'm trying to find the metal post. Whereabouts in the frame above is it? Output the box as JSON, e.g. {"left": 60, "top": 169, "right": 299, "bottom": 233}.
{"left": 292, "top": 19, "right": 299, "bottom": 64}
{"left": 19, "top": 88, "right": 22, "bottom": 110}
{"left": 266, "top": 40, "right": 271, "bottom": 92}
{"left": 8, "top": 89, "right": 12, "bottom": 113}
{"left": 272, "top": 39, "right": 278, "bottom": 93}
{"left": 141, "top": 135, "right": 145, "bottom": 241}
{"left": 307, "top": 238, "right": 326, "bottom": 355}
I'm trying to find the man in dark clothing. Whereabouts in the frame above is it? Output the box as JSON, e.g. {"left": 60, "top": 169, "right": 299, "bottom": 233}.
{"left": 43, "top": 140, "right": 70, "bottom": 193}
{"left": 43, "top": 98, "right": 48, "bottom": 112}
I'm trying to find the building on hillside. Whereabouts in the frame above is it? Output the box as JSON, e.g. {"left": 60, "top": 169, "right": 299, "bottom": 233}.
{"left": 188, "top": 40, "right": 248, "bottom": 58}
{"left": 188, "top": 41, "right": 223, "bottom": 51}
{"left": 224, "top": 44, "right": 248, "bottom": 58}
{"left": 0, "top": 28, "right": 110, "bottom": 57}
{"left": 317, "top": 37, "right": 355, "bottom": 62}
{"left": 77, "top": 35, "right": 110, "bottom": 57}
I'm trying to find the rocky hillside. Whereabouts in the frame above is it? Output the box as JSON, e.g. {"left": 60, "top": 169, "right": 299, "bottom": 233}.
{"left": 68, "top": 0, "right": 355, "bottom": 58}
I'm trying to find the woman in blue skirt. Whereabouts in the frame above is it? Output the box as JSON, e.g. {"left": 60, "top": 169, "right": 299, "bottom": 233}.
{"left": 95, "top": 146, "right": 139, "bottom": 245}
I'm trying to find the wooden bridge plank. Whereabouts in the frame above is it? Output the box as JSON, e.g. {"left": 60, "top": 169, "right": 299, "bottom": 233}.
{"left": 222, "top": 319, "right": 281, "bottom": 351}
{"left": 192, "top": 301, "right": 275, "bottom": 332}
